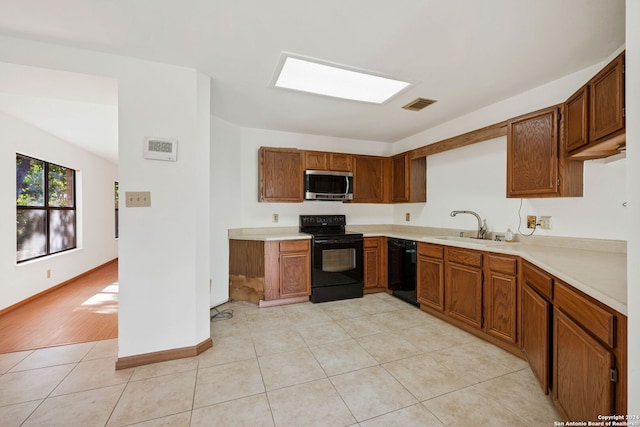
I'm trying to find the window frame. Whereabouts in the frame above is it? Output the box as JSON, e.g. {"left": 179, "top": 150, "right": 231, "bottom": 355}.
{"left": 16, "top": 154, "right": 77, "bottom": 263}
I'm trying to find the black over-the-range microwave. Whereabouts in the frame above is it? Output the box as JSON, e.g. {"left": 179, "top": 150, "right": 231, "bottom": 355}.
{"left": 304, "top": 170, "right": 353, "bottom": 201}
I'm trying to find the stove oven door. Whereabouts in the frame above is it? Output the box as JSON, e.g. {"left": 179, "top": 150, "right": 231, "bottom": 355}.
{"left": 311, "top": 236, "right": 363, "bottom": 288}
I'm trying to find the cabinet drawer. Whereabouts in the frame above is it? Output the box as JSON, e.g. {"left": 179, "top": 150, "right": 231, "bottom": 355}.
{"left": 364, "top": 237, "right": 380, "bottom": 248}
{"left": 279, "top": 240, "right": 309, "bottom": 252}
{"left": 418, "top": 243, "right": 443, "bottom": 259}
{"left": 488, "top": 254, "right": 517, "bottom": 275}
{"left": 446, "top": 248, "right": 482, "bottom": 267}
{"left": 554, "top": 281, "right": 616, "bottom": 348}
{"left": 523, "top": 261, "right": 553, "bottom": 300}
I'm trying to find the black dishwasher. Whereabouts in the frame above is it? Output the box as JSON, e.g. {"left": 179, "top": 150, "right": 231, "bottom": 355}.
{"left": 387, "top": 238, "right": 418, "bottom": 306}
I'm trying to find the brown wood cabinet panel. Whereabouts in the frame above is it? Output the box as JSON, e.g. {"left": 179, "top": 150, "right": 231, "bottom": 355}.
{"left": 554, "top": 281, "right": 616, "bottom": 348}
{"left": 446, "top": 258, "right": 483, "bottom": 329}
{"left": 507, "top": 106, "right": 583, "bottom": 198}
{"left": 279, "top": 250, "right": 311, "bottom": 298}
{"left": 391, "top": 153, "right": 426, "bottom": 203}
{"left": 590, "top": 52, "right": 625, "bottom": 143}
{"left": 487, "top": 254, "right": 517, "bottom": 276}
{"left": 418, "top": 242, "right": 443, "bottom": 259}
{"left": 353, "top": 155, "right": 386, "bottom": 203}
{"left": 507, "top": 106, "right": 559, "bottom": 197}
{"left": 565, "top": 85, "right": 589, "bottom": 153}
{"left": 364, "top": 237, "right": 386, "bottom": 290}
{"left": 329, "top": 153, "right": 353, "bottom": 172}
{"left": 418, "top": 251, "right": 444, "bottom": 311}
{"left": 522, "top": 284, "right": 550, "bottom": 394}
{"left": 553, "top": 308, "right": 614, "bottom": 421}
{"left": 485, "top": 267, "right": 517, "bottom": 344}
{"left": 259, "top": 147, "right": 304, "bottom": 202}
{"left": 447, "top": 248, "right": 482, "bottom": 268}
{"left": 523, "top": 260, "right": 553, "bottom": 300}
{"left": 391, "top": 154, "right": 409, "bottom": 202}
{"left": 304, "top": 151, "right": 327, "bottom": 170}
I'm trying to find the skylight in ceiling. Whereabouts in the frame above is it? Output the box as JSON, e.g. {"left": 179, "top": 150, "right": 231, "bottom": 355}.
{"left": 274, "top": 56, "right": 411, "bottom": 104}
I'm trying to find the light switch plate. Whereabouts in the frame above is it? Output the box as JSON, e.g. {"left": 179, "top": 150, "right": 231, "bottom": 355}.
{"left": 125, "top": 191, "right": 151, "bottom": 207}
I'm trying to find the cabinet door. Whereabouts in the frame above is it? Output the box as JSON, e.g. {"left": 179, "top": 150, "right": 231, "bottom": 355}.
{"left": 279, "top": 250, "right": 310, "bottom": 298}
{"left": 553, "top": 308, "right": 614, "bottom": 421}
{"left": 353, "top": 155, "right": 386, "bottom": 203}
{"left": 565, "top": 85, "right": 589, "bottom": 154}
{"left": 363, "top": 238, "right": 381, "bottom": 290}
{"left": 259, "top": 147, "right": 303, "bottom": 202}
{"left": 329, "top": 153, "right": 352, "bottom": 172}
{"left": 446, "top": 262, "right": 483, "bottom": 329}
{"left": 521, "top": 284, "right": 550, "bottom": 394}
{"left": 507, "top": 106, "right": 560, "bottom": 197}
{"left": 485, "top": 271, "right": 517, "bottom": 344}
{"left": 304, "top": 151, "right": 327, "bottom": 170}
{"left": 417, "top": 254, "right": 444, "bottom": 311}
{"left": 590, "top": 52, "right": 625, "bottom": 143}
{"left": 391, "top": 154, "right": 409, "bottom": 202}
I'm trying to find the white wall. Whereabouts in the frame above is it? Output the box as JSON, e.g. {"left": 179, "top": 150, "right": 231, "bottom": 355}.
{"left": 393, "top": 47, "right": 627, "bottom": 241}
{"left": 0, "top": 112, "right": 117, "bottom": 310}
{"left": 0, "top": 35, "right": 212, "bottom": 359}
{"left": 625, "top": 0, "right": 638, "bottom": 413}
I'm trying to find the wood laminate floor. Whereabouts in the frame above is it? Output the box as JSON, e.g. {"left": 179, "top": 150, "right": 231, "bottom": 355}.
{"left": 0, "top": 260, "right": 118, "bottom": 354}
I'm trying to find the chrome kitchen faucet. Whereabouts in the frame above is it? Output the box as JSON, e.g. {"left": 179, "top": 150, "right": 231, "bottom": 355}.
{"left": 450, "top": 210, "right": 487, "bottom": 239}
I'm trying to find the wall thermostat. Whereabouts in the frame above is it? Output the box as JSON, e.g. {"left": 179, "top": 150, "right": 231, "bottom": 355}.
{"left": 143, "top": 137, "right": 178, "bottom": 161}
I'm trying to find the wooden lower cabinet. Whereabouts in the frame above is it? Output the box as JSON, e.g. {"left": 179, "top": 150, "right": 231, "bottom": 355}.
{"left": 521, "top": 283, "right": 551, "bottom": 394}
{"left": 264, "top": 239, "right": 311, "bottom": 301}
{"left": 553, "top": 308, "right": 614, "bottom": 421}
{"left": 485, "top": 254, "right": 518, "bottom": 344}
{"left": 363, "top": 237, "right": 386, "bottom": 292}
{"left": 445, "top": 248, "right": 483, "bottom": 329}
{"left": 417, "top": 243, "right": 444, "bottom": 311}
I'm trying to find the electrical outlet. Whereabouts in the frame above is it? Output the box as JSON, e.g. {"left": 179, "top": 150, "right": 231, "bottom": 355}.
{"left": 527, "top": 215, "right": 537, "bottom": 229}
{"left": 47, "top": 269, "right": 51, "bottom": 279}
{"left": 272, "top": 213, "right": 279, "bottom": 223}
{"left": 405, "top": 213, "right": 410, "bottom": 222}
{"left": 125, "top": 191, "right": 151, "bottom": 207}
{"left": 539, "top": 216, "right": 552, "bottom": 229}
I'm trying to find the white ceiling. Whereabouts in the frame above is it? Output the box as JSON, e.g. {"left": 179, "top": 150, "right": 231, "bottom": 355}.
{"left": 0, "top": 0, "right": 626, "bottom": 162}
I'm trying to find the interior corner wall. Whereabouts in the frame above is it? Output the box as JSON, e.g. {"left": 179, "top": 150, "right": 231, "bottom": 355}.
{"left": 393, "top": 48, "right": 627, "bottom": 241}
{"left": 210, "top": 116, "right": 242, "bottom": 308}
{"left": 625, "top": 0, "right": 638, "bottom": 413}
{"left": 0, "top": 112, "right": 118, "bottom": 310}
{"left": 0, "top": 35, "right": 211, "bottom": 358}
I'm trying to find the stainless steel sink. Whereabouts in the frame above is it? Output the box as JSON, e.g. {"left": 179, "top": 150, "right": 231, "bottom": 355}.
{"left": 428, "top": 236, "right": 506, "bottom": 246}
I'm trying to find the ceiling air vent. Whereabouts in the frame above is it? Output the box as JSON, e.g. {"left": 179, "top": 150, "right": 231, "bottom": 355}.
{"left": 402, "top": 97, "right": 437, "bottom": 111}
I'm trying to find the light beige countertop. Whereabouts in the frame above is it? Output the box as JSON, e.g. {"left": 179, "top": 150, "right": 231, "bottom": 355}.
{"left": 229, "top": 225, "right": 627, "bottom": 315}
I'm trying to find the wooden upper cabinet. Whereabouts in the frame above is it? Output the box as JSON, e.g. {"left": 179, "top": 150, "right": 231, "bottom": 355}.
{"left": 507, "top": 105, "right": 583, "bottom": 198}
{"left": 565, "top": 85, "right": 589, "bottom": 154}
{"left": 329, "top": 152, "right": 353, "bottom": 172}
{"left": 391, "top": 154, "right": 409, "bottom": 202}
{"left": 567, "top": 52, "right": 625, "bottom": 160}
{"left": 590, "top": 52, "right": 625, "bottom": 144}
{"left": 352, "top": 155, "right": 388, "bottom": 203}
{"left": 391, "top": 153, "right": 427, "bottom": 203}
{"left": 259, "top": 147, "right": 304, "bottom": 202}
{"left": 304, "top": 151, "right": 328, "bottom": 170}
{"left": 304, "top": 150, "right": 353, "bottom": 172}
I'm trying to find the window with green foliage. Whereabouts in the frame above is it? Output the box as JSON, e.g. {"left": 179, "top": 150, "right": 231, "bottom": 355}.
{"left": 16, "top": 154, "right": 76, "bottom": 263}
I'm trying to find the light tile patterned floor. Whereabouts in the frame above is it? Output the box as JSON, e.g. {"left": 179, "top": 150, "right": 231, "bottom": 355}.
{"left": 0, "top": 293, "right": 561, "bottom": 426}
